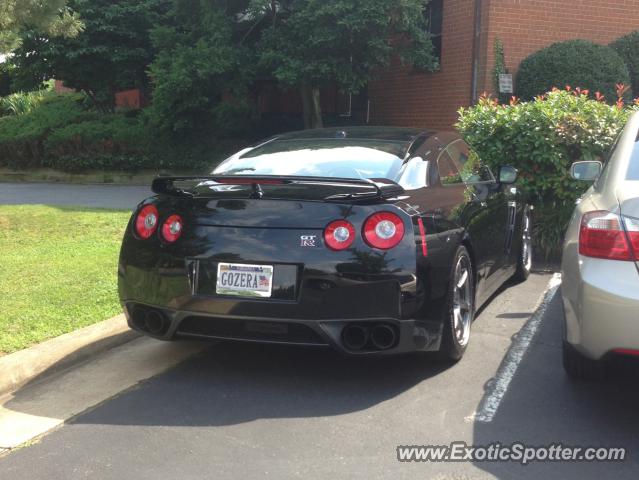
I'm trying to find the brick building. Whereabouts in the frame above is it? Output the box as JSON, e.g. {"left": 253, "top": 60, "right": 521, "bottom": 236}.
{"left": 51, "top": 1, "right": 639, "bottom": 130}
{"left": 369, "top": 0, "right": 639, "bottom": 130}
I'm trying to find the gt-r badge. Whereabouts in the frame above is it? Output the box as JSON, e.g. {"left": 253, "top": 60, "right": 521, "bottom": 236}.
{"left": 300, "top": 235, "right": 317, "bottom": 247}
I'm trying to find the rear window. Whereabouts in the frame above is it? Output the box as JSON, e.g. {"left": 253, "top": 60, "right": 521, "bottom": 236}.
{"left": 214, "top": 139, "right": 407, "bottom": 180}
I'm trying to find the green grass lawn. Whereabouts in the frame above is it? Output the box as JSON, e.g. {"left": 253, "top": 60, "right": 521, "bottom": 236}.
{"left": 0, "top": 205, "right": 131, "bottom": 354}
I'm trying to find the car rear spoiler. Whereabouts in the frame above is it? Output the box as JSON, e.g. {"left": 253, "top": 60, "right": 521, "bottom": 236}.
{"left": 151, "top": 175, "right": 405, "bottom": 202}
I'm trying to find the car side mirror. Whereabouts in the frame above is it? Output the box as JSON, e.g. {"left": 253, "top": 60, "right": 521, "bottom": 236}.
{"left": 499, "top": 166, "right": 518, "bottom": 184}
{"left": 570, "top": 161, "right": 602, "bottom": 181}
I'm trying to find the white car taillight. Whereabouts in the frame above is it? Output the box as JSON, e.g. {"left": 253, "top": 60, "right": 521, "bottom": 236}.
{"left": 579, "top": 211, "right": 639, "bottom": 261}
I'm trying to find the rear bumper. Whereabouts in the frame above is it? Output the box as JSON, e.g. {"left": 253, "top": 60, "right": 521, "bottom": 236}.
{"left": 562, "top": 256, "right": 639, "bottom": 360}
{"left": 117, "top": 205, "right": 439, "bottom": 355}
{"left": 123, "top": 301, "right": 443, "bottom": 355}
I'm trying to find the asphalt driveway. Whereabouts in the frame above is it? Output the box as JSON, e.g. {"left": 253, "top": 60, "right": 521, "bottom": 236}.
{"left": 0, "top": 183, "right": 152, "bottom": 210}
{"left": 2, "top": 273, "right": 636, "bottom": 479}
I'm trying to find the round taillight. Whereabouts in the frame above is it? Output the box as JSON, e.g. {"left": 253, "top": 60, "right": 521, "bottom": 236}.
{"left": 161, "top": 214, "right": 183, "bottom": 243}
{"left": 363, "top": 212, "right": 405, "bottom": 249}
{"left": 135, "top": 205, "right": 159, "bottom": 239}
{"left": 324, "top": 220, "right": 355, "bottom": 250}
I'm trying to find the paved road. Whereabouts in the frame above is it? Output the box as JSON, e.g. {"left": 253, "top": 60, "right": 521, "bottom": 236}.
{"left": 1, "top": 273, "right": 638, "bottom": 479}
{"left": 0, "top": 183, "right": 151, "bottom": 210}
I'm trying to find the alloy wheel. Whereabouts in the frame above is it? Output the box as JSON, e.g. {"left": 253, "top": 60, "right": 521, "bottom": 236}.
{"left": 453, "top": 255, "right": 472, "bottom": 347}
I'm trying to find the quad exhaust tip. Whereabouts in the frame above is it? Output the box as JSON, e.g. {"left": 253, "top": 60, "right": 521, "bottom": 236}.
{"left": 370, "top": 324, "right": 397, "bottom": 350}
{"left": 341, "top": 323, "right": 397, "bottom": 351}
{"left": 342, "top": 325, "right": 369, "bottom": 351}
{"left": 130, "top": 306, "right": 170, "bottom": 336}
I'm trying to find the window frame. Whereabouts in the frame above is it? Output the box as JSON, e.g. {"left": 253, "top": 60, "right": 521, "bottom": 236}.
{"left": 436, "top": 150, "right": 464, "bottom": 186}
{"left": 446, "top": 140, "right": 496, "bottom": 185}
{"left": 425, "top": 0, "right": 443, "bottom": 63}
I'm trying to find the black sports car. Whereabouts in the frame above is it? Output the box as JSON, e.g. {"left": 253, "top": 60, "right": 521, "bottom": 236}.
{"left": 118, "top": 127, "right": 532, "bottom": 361}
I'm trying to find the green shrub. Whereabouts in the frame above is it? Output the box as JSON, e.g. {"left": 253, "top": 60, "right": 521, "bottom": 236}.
{"left": 516, "top": 40, "right": 631, "bottom": 101}
{"left": 457, "top": 89, "right": 636, "bottom": 259}
{"left": 0, "top": 93, "right": 94, "bottom": 167}
{"left": 610, "top": 31, "right": 639, "bottom": 101}
{"left": 0, "top": 87, "right": 249, "bottom": 173}
{"left": 0, "top": 90, "right": 53, "bottom": 116}
{"left": 42, "top": 154, "right": 153, "bottom": 173}
{"left": 45, "top": 116, "right": 145, "bottom": 156}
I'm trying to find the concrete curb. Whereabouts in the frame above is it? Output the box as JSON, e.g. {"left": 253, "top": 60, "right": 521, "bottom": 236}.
{"left": 0, "top": 314, "right": 139, "bottom": 397}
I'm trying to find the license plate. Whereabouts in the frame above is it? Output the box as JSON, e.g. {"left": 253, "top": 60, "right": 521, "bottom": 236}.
{"left": 216, "top": 263, "right": 273, "bottom": 298}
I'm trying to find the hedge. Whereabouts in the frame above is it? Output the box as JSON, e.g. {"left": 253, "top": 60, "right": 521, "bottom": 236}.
{"left": 610, "top": 31, "right": 639, "bottom": 102}
{"left": 457, "top": 89, "right": 636, "bottom": 259}
{"left": 516, "top": 40, "right": 631, "bottom": 102}
{"left": 0, "top": 93, "right": 240, "bottom": 172}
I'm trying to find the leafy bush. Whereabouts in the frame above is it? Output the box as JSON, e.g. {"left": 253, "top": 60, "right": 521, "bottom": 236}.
{"left": 457, "top": 89, "right": 636, "bottom": 259}
{"left": 0, "top": 93, "right": 150, "bottom": 171}
{"left": 0, "top": 93, "right": 92, "bottom": 167}
{"left": 610, "top": 31, "right": 639, "bottom": 101}
{"left": 0, "top": 91, "right": 242, "bottom": 172}
{"left": 45, "top": 116, "right": 146, "bottom": 156}
{"left": 0, "top": 90, "right": 53, "bottom": 116}
{"left": 516, "top": 40, "right": 631, "bottom": 102}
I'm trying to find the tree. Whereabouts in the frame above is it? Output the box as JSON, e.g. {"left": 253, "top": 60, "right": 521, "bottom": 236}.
{"left": 145, "top": 0, "right": 255, "bottom": 141}
{"left": 610, "top": 31, "right": 639, "bottom": 100}
{"left": 254, "top": 0, "right": 438, "bottom": 128}
{"left": 10, "top": 0, "right": 171, "bottom": 109}
{"left": 0, "top": 0, "right": 82, "bottom": 53}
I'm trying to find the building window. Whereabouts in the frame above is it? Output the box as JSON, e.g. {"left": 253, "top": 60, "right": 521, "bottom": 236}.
{"left": 425, "top": 0, "right": 443, "bottom": 61}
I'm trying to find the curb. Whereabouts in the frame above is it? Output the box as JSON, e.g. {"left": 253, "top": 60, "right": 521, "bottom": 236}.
{"left": 0, "top": 314, "right": 139, "bottom": 397}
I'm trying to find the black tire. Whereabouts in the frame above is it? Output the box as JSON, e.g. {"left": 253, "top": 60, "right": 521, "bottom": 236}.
{"left": 562, "top": 341, "right": 604, "bottom": 380}
{"left": 438, "top": 246, "right": 475, "bottom": 362}
{"left": 513, "top": 207, "right": 532, "bottom": 282}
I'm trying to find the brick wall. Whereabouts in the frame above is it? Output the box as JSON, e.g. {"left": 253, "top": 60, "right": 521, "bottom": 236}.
{"left": 479, "top": 0, "right": 639, "bottom": 94}
{"left": 368, "top": 0, "right": 476, "bottom": 130}
{"left": 115, "top": 89, "right": 143, "bottom": 109}
{"left": 53, "top": 79, "right": 75, "bottom": 94}
{"left": 369, "top": 0, "right": 639, "bottom": 130}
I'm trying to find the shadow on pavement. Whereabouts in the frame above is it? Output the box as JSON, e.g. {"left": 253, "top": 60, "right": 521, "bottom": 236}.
{"left": 64, "top": 342, "right": 449, "bottom": 427}
{"left": 472, "top": 290, "right": 639, "bottom": 479}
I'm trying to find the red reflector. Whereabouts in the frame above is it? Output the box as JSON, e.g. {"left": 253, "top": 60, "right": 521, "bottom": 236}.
{"left": 324, "top": 220, "right": 355, "bottom": 251}
{"left": 161, "top": 214, "right": 183, "bottom": 243}
{"left": 135, "top": 204, "right": 159, "bottom": 239}
{"left": 363, "top": 212, "right": 405, "bottom": 250}
{"left": 417, "top": 217, "right": 428, "bottom": 257}
{"left": 613, "top": 348, "right": 639, "bottom": 357}
{"left": 579, "top": 211, "right": 631, "bottom": 260}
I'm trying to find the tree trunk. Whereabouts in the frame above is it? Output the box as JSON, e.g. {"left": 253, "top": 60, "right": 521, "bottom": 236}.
{"left": 301, "top": 84, "right": 323, "bottom": 129}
